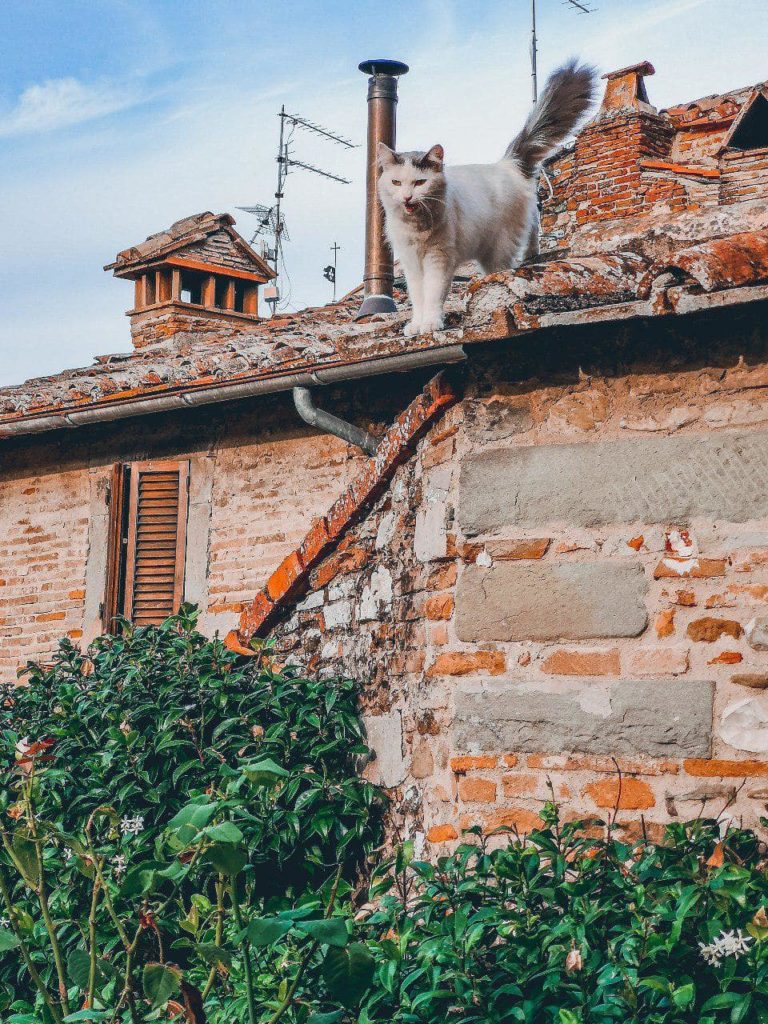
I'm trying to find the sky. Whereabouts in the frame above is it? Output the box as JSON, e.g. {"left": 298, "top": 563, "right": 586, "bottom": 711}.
{"left": 0, "top": 0, "right": 766, "bottom": 387}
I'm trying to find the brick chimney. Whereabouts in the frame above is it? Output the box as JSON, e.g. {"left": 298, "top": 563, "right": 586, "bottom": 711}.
{"left": 568, "top": 61, "right": 674, "bottom": 226}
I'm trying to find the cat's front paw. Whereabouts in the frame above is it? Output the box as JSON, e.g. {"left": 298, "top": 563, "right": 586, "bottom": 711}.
{"left": 403, "top": 319, "right": 422, "bottom": 337}
{"left": 420, "top": 313, "right": 445, "bottom": 334}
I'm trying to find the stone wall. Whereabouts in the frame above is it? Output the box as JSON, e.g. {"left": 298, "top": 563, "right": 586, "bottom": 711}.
{"left": 264, "top": 302, "right": 768, "bottom": 848}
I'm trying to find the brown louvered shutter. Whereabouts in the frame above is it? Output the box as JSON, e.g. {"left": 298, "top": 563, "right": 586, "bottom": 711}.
{"left": 122, "top": 461, "right": 189, "bottom": 626}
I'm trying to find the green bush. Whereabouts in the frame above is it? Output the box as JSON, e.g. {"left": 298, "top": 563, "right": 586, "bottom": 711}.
{"left": 353, "top": 808, "right": 768, "bottom": 1024}
{"left": 3, "top": 609, "right": 768, "bottom": 1024}
{"left": 0, "top": 608, "right": 383, "bottom": 1023}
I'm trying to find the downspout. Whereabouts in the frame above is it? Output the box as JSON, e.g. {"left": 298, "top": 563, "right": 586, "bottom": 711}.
{"left": 292, "top": 387, "right": 379, "bottom": 456}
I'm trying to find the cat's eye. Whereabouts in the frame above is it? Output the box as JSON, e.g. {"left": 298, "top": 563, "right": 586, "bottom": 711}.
{"left": 391, "top": 179, "right": 401, "bottom": 186}
{"left": 414, "top": 179, "right": 427, "bottom": 186}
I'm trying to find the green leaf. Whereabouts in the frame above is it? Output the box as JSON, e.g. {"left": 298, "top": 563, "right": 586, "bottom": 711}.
{"left": 205, "top": 842, "right": 247, "bottom": 876}
{"left": 203, "top": 821, "right": 244, "bottom": 843}
{"left": 67, "top": 948, "right": 93, "bottom": 990}
{"left": 246, "top": 917, "right": 294, "bottom": 947}
{"left": 322, "top": 943, "right": 375, "bottom": 1008}
{"left": 0, "top": 927, "right": 20, "bottom": 951}
{"left": 11, "top": 833, "right": 39, "bottom": 887}
{"left": 195, "top": 943, "right": 232, "bottom": 969}
{"left": 702, "top": 993, "right": 743, "bottom": 1011}
{"left": 63, "top": 1012, "right": 109, "bottom": 1022}
{"left": 672, "top": 983, "right": 695, "bottom": 1009}
{"left": 296, "top": 917, "right": 350, "bottom": 947}
{"left": 241, "top": 758, "right": 289, "bottom": 786}
{"left": 307, "top": 1013, "right": 345, "bottom": 1024}
{"left": 142, "top": 962, "right": 181, "bottom": 1008}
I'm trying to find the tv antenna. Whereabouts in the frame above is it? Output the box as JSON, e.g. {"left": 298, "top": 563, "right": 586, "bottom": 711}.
{"left": 530, "top": 0, "right": 595, "bottom": 103}
{"left": 238, "top": 107, "right": 357, "bottom": 314}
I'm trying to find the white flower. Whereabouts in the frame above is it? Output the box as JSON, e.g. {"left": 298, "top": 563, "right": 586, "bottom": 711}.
{"left": 699, "top": 928, "right": 753, "bottom": 965}
{"left": 120, "top": 815, "right": 145, "bottom": 836}
{"left": 112, "top": 854, "right": 126, "bottom": 876}
{"left": 0, "top": 917, "right": 9, "bottom": 929}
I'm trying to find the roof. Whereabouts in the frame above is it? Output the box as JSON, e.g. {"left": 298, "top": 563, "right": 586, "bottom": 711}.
{"left": 2, "top": 67, "right": 768, "bottom": 440}
{"left": 104, "top": 211, "right": 276, "bottom": 281}
{"left": 2, "top": 203, "right": 767, "bottom": 438}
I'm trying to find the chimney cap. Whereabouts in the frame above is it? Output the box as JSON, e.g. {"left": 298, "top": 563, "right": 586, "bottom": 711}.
{"left": 602, "top": 61, "right": 655, "bottom": 81}
{"left": 358, "top": 59, "right": 409, "bottom": 77}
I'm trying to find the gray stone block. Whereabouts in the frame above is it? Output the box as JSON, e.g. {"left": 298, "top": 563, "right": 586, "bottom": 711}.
{"left": 454, "top": 678, "right": 714, "bottom": 757}
{"left": 459, "top": 430, "right": 768, "bottom": 534}
{"left": 456, "top": 562, "right": 648, "bottom": 641}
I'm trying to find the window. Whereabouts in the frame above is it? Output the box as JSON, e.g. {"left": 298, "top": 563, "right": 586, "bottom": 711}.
{"left": 104, "top": 461, "right": 189, "bottom": 628}
{"left": 179, "top": 270, "right": 205, "bottom": 305}
{"left": 727, "top": 92, "right": 768, "bottom": 151}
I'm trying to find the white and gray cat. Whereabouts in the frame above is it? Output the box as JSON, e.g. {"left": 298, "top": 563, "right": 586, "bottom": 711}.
{"left": 377, "top": 60, "right": 597, "bottom": 336}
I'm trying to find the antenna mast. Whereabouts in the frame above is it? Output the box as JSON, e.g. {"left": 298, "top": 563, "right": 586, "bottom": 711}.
{"left": 238, "top": 108, "right": 357, "bottom": 315}
{"left": 530, "top": 0, "right": 595, "bottom": 104}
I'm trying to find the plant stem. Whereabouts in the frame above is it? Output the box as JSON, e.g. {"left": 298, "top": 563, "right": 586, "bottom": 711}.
{"left": 230, "top": 877, "right": 258, "bottom": 1024}
{"left": 202, "top": 875, "right": 226, "bottom": 1000}
{"left": 26, "top": 804, "right": 70, "bottom": 1015}
{"left": 88, "top": 870, "right": 102, "bottom": 1008}
{"left": 0, "top": 863, "right": 64, "bottom": 1023}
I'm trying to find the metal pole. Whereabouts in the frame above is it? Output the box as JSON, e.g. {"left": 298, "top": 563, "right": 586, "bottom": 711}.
{"left": 331, "top": 242, "right": 339, "bottom": 302}
{"left": 274, "top": 107, "right": 286, "bottom": 279}
{"left": 355, "top": 59, "right": 409, "bottom": 319}
{"left": 531, "top": 0, "right": 538, "bottom": 104}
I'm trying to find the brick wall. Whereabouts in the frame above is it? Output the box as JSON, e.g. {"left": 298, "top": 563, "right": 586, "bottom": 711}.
{"left": 0, "top": 395, "right": 369, "bottom": 679}
{"left": 0, "top": 468, "right": 91, "bottom": 678}
{"left": 259, "top": 303, "right": 768, "bottom": 847}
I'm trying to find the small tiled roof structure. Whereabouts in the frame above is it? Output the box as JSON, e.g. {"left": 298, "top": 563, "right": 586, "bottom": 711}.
{"left": 104, "top": 211, "right": 276, "bottom": 281}
{"left": 1, "top": 61, "right": 767, "bottom": 439}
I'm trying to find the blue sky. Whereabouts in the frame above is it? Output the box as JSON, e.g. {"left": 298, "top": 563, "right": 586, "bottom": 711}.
{"left": 0, "top": 0, "right": 766, "bottom": 386}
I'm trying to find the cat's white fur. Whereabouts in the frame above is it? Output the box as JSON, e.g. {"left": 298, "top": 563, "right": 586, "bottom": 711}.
{"left": 377, "top": 60, "right": 596, "bottom": 336}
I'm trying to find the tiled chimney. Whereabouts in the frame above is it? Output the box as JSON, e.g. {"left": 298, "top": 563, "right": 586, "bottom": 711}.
{"left": 105, "top": 212, "right": 276, "bottom": 348}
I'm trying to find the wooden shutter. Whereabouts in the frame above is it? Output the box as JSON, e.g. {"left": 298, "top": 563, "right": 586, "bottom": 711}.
{"left": 103, "top": 464, "right": 129, "bottom": 630}
{"left": 122, "top": 461, "right": 189, "bottom": 625}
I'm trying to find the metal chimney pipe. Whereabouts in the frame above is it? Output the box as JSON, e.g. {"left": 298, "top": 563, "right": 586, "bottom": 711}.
{"left": 355, "top": 58, "right": 409, "bottom": 319}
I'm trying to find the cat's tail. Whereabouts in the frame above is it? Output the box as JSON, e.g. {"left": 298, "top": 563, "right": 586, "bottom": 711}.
{"left": 505, "top": 59, "right": 597, "bottom": 176}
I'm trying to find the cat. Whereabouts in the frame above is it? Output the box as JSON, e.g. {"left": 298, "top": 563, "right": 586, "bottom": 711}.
{"left": 377, "top": 59, "right": 597, "bottom": 336}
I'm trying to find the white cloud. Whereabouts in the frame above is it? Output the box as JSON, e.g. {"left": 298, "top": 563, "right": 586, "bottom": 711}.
{"left": 0, "top": 77, "right": 139, "bottom": 137}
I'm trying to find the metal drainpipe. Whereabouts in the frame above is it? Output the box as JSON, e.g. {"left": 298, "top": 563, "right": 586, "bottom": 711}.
{"left": 292, "top": 386, "right": 379, "bottom": 456}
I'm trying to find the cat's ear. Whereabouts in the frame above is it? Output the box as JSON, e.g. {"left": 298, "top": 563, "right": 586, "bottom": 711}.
{"left": 377, "top": 142, "right": 396, "bottom": 168}
{"left": 425, "top": 144, "right": 444, "bottom": 167}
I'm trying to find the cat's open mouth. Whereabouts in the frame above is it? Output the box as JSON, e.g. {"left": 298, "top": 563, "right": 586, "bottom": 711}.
{"left": 403, "top": 200, "right": 417, "bottom": 215}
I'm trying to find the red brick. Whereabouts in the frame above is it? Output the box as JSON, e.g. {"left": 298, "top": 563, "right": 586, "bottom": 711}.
{"left": 684, "top": 759, "right": 768, "bottom": 777}
{"left": 655, "top": 609, "right": 676, "bottom": 638}
{"left": 424, "top": 594, "right": 454, "bottom": 621}
{"left": 426, "top": 651, "right": 506, "bottom": 677}
{"left": 541, "top": 649, "right": 619, "bottom": 676}
{"left": 426, "top": 824, "right": 458, "bottom": 843}
{"left": 266, "top": 550, "right": 306, "bottom": 603}
{"left": 458, "top": 777, "right": 497, "bottom": 803}
{"left": 483, "top": 808, "right": 542, "bottom": 834}
{"left": 527, "top": 754, "right": 679, "bottom": 776}
{"left": 708, "top": 651, "right": 743, "bottom": 665}
{"left": 654, "top": 558, "right": 727, "bottom": 579}
{"left": 239, "top": 590, "right": 275, "bottom": 638}
{"left": 584, "top": 778, "right": 655, "bottom": 810}
{"left": 687, "top": 617, "right": 743, "bottom": 642}
{"left": 450, "top": 755, "right": 498, "bottom": 773}
{"left": 485, "top": 538, "right": 551, "bottom": 560}
{"left": 297, "top": 516, "right": 332, "bottom": 568}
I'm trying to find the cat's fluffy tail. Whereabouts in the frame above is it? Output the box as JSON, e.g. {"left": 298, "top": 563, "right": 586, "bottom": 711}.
{"left": 505, "top": 59, "right": 597, "bottom": 176}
